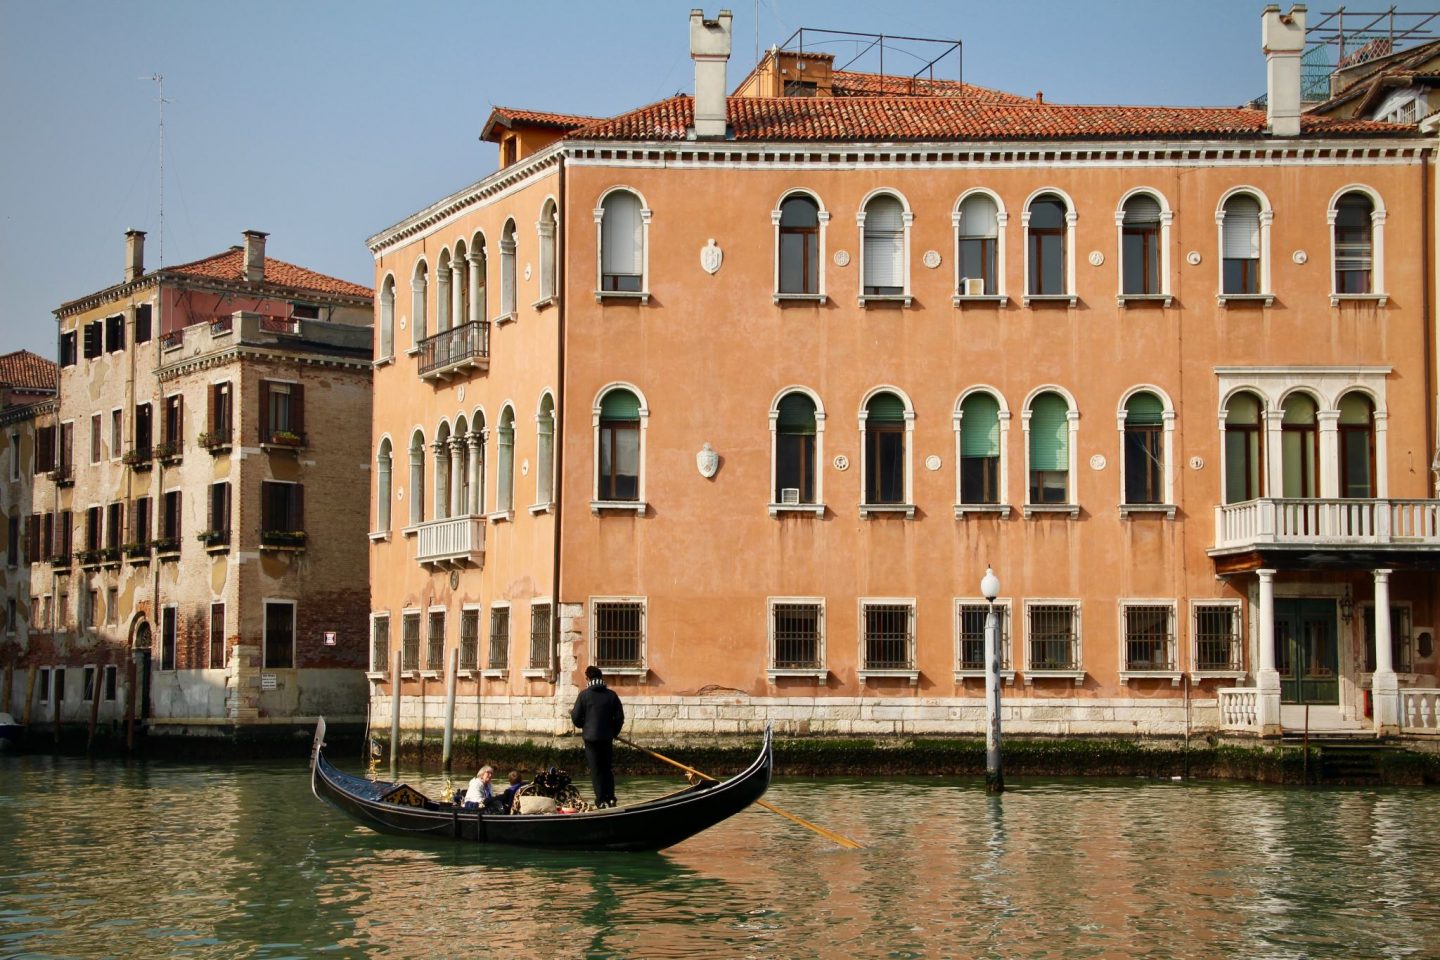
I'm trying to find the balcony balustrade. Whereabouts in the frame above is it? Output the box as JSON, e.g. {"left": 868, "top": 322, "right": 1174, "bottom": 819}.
{"left": 1214, "top": 498, "right": 1440, "bottom": 553}
{"left": 414, "top": 515, "right": 486, "bottom": 567}
{"left": 418, "top": 321, "right": 489, "bottom": 380}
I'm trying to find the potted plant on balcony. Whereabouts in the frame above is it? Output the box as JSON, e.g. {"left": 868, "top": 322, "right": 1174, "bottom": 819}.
{"left": 75, "top": 548, "right": 102, "bottom": 566}
{"left": 197, "top": 430, "right": 231, "bottom": 452}
{"left": 47, "top": 464, "right": 74, "bottom": 485}
{"left": 98, "top": 546, "right": 120, "bottom": 564}
{"left": 268, "top": 430, "right": 303, "bottom": 448}
{"left": 122, "top": 541, "right": 150, "bottom": 561}
{"left": 196, "top": 529, "right": 230, "bottom": 548}
{"left": 49, "top": 553, "right": 71, "bottom": 568}
{"left": 122, "top": 448, "right": 153, "bottom": 470}
{"left": 153, "top": 439, "right": 182, "bottom": 463}
{"left": 261, "top": 529, "right": 307, "bottom": 550}
{"left": 152, "top": 536, "right": 180, "bottom": 555}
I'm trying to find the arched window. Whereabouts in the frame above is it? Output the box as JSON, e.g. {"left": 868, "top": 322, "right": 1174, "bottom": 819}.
{"left": 411, "top": 262, "right": 429, "bottom": 344}
{"left": 378, "top": 275, "right": 395, "bottom": 359}
{"left": 1121, "top": 194, "right": 1162, "bottom": 296}
{"left": 1221, "top": 194, "right": 1262, "bottom": 295}
{"left": 436, "top": 248, "right": 453, "bottom": 333}
{"left": 956, "top": 193, "right": 999, "bottom": 296}
{"left": 1223, "top": 392, "right": 1265, "bottom": 503}
{"left": 777, "top": 195, "right": 820, "bottom": 295}
{"left": 600, "top": 190, "right": 643, "bottom": 293}
{"left": 1123, "top": 392, "right": 1165, "bottom": 505}
{"left": 496, "top": 407, "right": 515, "bottom": 513}
{"left": 1338, "top": 392, "right": 1375, "bottom": 498}
{"left": 453, "top": 414, "right": 470, "bottom": 517}
{"left": 470, "top": 234, "right": 488, "bottom": 326}
{"left": 433, "top": 421, "right": 452, "bottom": 519}
{"left": 1333, "top": 191, "right": 1374, "bottom": 294}
{"left": 1281, "top": 393, "right": 1319, "bottom": 498}
{"left": 500, "top": 221, "right": 517, "bottom": 318}
{"left": 861, "top": 194, "right": 906, "bottom": 297}
{"left": 1026, "top": 193, "right": 1069, "bottom": 296}
{"left": 471, "top": 410, "right": 487, "bottom": 515}
{"left": 538, "top": 200, "right": 558, "bottom": 301}
{"left": 1027, "top": 391, "right": 1070, "bottom": 504}
{"left": 376, "top": 437, "right": 393, "bottom": 532}
{"left": 864, "top": 391, "right": 907, "bottom": 505}
{"left": 597, "top": 389, "right": 641, "bottom": 502}
{"left": 959, "top": 392, "right": 1001, "bottom": 505}
{"left": 775, "top": 392, "right": 818, "bottom": 504}
{"left": 408, "top": 430, "right": 426, "bottom": 524}
{"left": 536, "top": 394, "right": 555, "bottom": 506}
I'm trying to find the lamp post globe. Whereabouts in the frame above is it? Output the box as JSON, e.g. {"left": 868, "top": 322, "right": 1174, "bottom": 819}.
{"left": 981, "top": 567, "right": 1000, "bottom": 602}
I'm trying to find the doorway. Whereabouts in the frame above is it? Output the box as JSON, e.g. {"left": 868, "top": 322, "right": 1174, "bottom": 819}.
{"left": 1276, "top": 598, "right": 1338, "bottom": 704}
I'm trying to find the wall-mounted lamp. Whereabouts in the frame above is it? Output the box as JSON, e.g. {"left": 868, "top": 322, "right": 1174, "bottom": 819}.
{"left": 1340, "top": 584, "right": 1354, "bottom": 624}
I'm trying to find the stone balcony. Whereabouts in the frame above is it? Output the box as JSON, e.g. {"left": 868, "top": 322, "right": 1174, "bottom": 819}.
{"left": 417, "top": 321, "right": 489, "bottom": 381}
{"left": 414, "top": 515, "right": 486, "bottom": 568}
{"left": 1212, "top": 498, "right": 1440, "bottom": 569}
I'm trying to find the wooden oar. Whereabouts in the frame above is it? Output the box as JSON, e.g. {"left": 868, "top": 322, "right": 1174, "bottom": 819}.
{"left": 617, "top": 736, "right": 864, "bottom": 850}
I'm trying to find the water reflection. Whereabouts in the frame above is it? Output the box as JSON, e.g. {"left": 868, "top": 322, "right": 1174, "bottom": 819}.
{"left": 2, "top": 758, "right": 1439, "bottom": 959}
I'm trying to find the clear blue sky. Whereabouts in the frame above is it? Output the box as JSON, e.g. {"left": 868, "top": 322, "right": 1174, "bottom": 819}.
{"left": 0, "top": 0, "right": 1273, "bottom": 358}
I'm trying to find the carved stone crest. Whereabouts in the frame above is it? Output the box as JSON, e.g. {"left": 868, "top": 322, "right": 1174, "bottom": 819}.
{"left": 700, "top": 239, "right": 723, "bottom": 275}
{"left": 696, "top": 441, "right": 719, "bottom": 478}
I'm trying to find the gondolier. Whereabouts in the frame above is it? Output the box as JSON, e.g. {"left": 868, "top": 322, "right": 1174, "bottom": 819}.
{"left": 571, "top": 665, "right": 625, "bottom": 808}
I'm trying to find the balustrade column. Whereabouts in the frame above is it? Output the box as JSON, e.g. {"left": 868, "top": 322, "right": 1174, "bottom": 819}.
{"left": 467, "top": 253, "right": 484, "bottom": 327}
{"left": 1372, "top": 568, "right": 1401, "bottom": 733}
{"left": 1256, "top": 568, "right": 1282, "bottom": 736}
{"left": 431, "top": 439, "right": 450, "bottom": 520}
{"left": 448, "top": 437, "right": 466, "bottom": 518}
{"left": 466, "top": 432, "right": 483, "bottom": 515}
{"left": 451, "top": 260, "right": 465, "bottom": 334}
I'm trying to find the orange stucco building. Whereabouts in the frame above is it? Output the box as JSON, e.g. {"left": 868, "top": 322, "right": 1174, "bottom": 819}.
{"left": 366, "top": 7, "right": 1440, "bottom": 745}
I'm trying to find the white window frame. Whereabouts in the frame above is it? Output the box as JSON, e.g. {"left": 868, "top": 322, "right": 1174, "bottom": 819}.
{"left": 1022, "top": 187, "right": 1078, "bottom": 305}
{"left": 1118, "top": 599, "right": 1181, "bottom": 685}
{"left": 367, "top": 611, "right": 391, "bottom": 678}
{"left": 82, "top": 664, "right": 96, "bottom": 702}
{"left": 423, "top": 603, "right": 446, "bottom": 678}
{"left": 953, "top": 386, "right": 1012, "bottom": 518}
{"left": 952, "top": 188, "right": 1008, "bottom": 305}
{"left": 523, "top": 597, "right": 554, "bottom": 678}
{"left": 103, "top": 664, "right": 118, "bottom": 702}
{"left": 769, "top": 386, "right": 826, "bottom": 517}
{"left": 1215, "top": 186, "right": 1274, "bottom": 306}
{"left": 1116, "top": 385, "right": 1177, "bottom": 518}
{"left": 590, "top": 382, "right": 649, "bottom": 515}
{"left": 531, "top": 393, "right": 556, "bottom": 514}
{"left": 589, "top": 596, "right": 648, "bottom": 677}
{"left": 484, "top": 600, "right": 511, "bottom": 678}
{"left": 372, "top": 435, "right": 393, "bottom": 539}
{"left": 261, "top": 598, "right": 296, "bottom": 671}
{"left": 767, "top": 596, "right": 827, "bottom": 679}
{"left": 377, "top": 273, "right": 395, "bottom": 363}
{"left": 772, "top": 189, "right": 830, "bottom": 303}
{"left": 458, "top": 603, "right": 483, "bottom": 677}
{"left": 954, "top": 597, "right": 1015, "bottom": 683}
{"left": 858, "top": 386, "right": 916, "bottom": 519}
{"left": 857, "top": 597, "right": 918, "bottom": 683}
{"left": 408, "top": 259, "right": 428, "bottom": 352}
{"left": 400, "top": 607, "right": 422, "bottom": 676}
{"left": 1327, "top": 184, "right": 1387, "bottom": 306}
{"left": 38, "top": 666, "right": 51, "bottom": 704}
{"left": 1021, "top": 385, "right": 1080, "bottom": 518}
{"left": 110, "top": 408, "right": 123, "bottom": 462}
{"left": 1114, "top": 187, "right": 1174, "bottom": 306}
{"left": 535, "top": 197, "right": 559, "bottom": 308}
{"left": 491, "top": 404, "right": 516, "bottom": 521}
{"left": 1189, "top": 599, "right": 1245, "bottom": 679}
{"left": 856, "top": 189, "right": 914, "bottom": 307}
{"left": 1023, "top": 598, "right": 1084, "bottom": 684}
{"left": 594, "top": 187, "right": 651, "bottom": 304}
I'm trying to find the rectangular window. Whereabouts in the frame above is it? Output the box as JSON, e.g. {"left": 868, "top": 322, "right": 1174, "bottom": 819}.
{"left": 861, "top": 601, "right": 914, "bottom": 671}
{"left": 208, "top": 382, "right": 233, "bottom": 443}
{"left": 161, "top": 491, "right": 182, "bottom": 545}
{"left": 593, "top": 600, "right": 645, "bottom": 670}
{"left": 260, "top": 380, "right": 304, "bottom": 444}
{"left": 775, "top": 431, "right": 816, "bottom": 504}
{"left": 1122, "top": 223, "right": 1161, "bottom": 296}
{"left": 264, "top": 601, "right": 295, "bottom": 669}
{"left": 59, "top": 421, "right": 73, "bottom": 472}
{"left": 208, "top": 482, "right": 231, "bottom": 543}
{"left": 86, "top": 506, "right": 102, "bottom": 552}
{"left": 1027, "top": 602, "right": 1080, "bottom": 671}
{"left": 488, "top": 606, "right": 510, "bottom": 670}
{"left": 209, "top": 602, "right": 225, "bottom": 669}
{"left": 85, "top": 589, "right": 98, "bottom": 629}
{"left": 83, "top": 665, "right": 96, "bottom": 701}
{"left": 1363, "top": 604, "right": 1413, "bottom": 673}
{"left": 59, "top": 511, "right": 72, "bottom": 562}
{"left": 1124, "top": 423, "right": 1164, "bottom": 505}
{"left": 5, "top": 516, "right": 16, "bottom": 567}
{"left": 529, "top": 603, "right": 552, "bottom": 670}
{"left": 371, "top": 614, "right": 391, "bottom": 672}
{"left": 134, "top": 304, "right": 152, "bottom": 343}
{"left": 459, "top": 609, "right": 479, "bottom": 670}
{"left": 402, "top": 612, "right": 420, "bottom": 671}
{"left": 133, "top": 402, "right": 152, "bottom": 454}
{"left": 83, "top": 320, "right": 103, "bottom": 359}
{"left": 8, "top": 432, "right": 16, "bottom": 481}
{"left": 35, "top": 424, "right": 55, "bottom": 473}
{"left": 131, "top": 496, "right": 151, "bottom": 547}
{"left": 1123, "top": 604, "right": 1175, "bottom": 672}
{"left": 106, "top": 586, "right": 117, "bottom": 625}
{"left": 111, "top": 409, "right": 123, "bottom": 461}
{"left": 90, "top": 413, "right": 102, "bottom": 463}
{"left": 104, "top": 665, "right": 117, "bottom": 701}
{"left": 865, "top": 423, "right": 905, "bottom": 505}
{"left": 261, "top": 482, "right": 303, "bottom": 546}
{"left": 5, "top": 598, "right": 14, "bottom": 634}
{"left": 54, "top": 667, "right": 66, "bottom": 703}
{"left": 162, "top": 395, "right": 184, "bottom": 450}
{"left": 58, "top": 590, "right": 68, "bottom": 628}
{"left": 770, "top": 600, "right": 824, "bottom": 671}
{"left": 598, "top": 421, "right": 639, "bottom": 501}
{"left": 60, "top": 331, "right": 77, "bottom": 367}
{"left": 426, "top": 609, "right": 445, "bottom": 671}
{"left": 105, "top": 314, "right": 125, "bottom": 352}
{"left": 161, "top": 606, "right": 177, "bottom": 671}
{"left": 957, "top": 602, "right": 1011, "bottom": 672}
{"left": 106, "top": 502, "right": 122, "bottom": 551}
{"left": 1193, "top": 603, "right": 1243, "bottom": 672}
{"left": 38, "top": 666, "right": 51, "bottom": 703}
{"left": 27, "top": 513, "right": 40, "bottom": 564}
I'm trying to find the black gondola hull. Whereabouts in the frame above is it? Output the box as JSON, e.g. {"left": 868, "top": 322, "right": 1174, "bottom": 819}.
{"left": 310, "top": 719, "right": 773, "bottom": 852}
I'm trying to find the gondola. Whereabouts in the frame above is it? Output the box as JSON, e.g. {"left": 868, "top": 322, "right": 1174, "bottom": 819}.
{"left": 309, "top": 718, "right": 773, "bottom": 852}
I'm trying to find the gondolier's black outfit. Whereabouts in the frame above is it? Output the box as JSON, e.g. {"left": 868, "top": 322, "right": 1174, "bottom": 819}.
{"left": 571, "top": 668, "right": 625, "bottom": 807}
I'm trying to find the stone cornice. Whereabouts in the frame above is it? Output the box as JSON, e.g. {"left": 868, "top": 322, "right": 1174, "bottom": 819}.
{"left": 156, "top": 345, "right": 373, "bottom": 382}
{"left": 55, "top": 274, "right": 372, "bottom": 321}
{"left": 0, "top": 397, "right": 56, "bottom": 427}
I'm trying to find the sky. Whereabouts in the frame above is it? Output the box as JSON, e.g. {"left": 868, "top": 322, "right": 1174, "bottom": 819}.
{"left": 0, "top": 0, "right": 1278, "bottom": 358}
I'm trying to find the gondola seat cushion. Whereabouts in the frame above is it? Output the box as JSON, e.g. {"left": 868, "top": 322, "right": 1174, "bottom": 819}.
{"left": 518, "top": 795, "right": 558, "bottom": 815}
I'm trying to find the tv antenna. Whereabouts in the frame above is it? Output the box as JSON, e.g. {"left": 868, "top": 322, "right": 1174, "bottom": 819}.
{"left": 139, "top": 74, "right": 171, "bottom": 266}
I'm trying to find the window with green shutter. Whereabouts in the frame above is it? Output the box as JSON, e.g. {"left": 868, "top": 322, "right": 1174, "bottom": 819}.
{"left": 960, "top": 393, "right": 1001, "bottom": 504}
{"left": 1028, "top": 392, "right": 1069, "bottom": 504}
{"left": 599, "top": 389, "right": 641, "bottom": 501}
{"left": 1124, "top": 392, "right": 1164, "bottom": 505}
{"left": 776, "top": 392, "right": 817, "bottom": 504}
{"left": 865, "top": 392, "right": 906, "bottom": 504}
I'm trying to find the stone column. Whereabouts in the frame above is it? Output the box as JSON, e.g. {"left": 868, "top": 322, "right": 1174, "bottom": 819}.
{"left": 411, "top": 276, "right": 427, "bottom": 344}
{"left": 466, "top": 432, "right": 483, "bottom": 515}
{"left": 1317, "top": 410, "right": 1340, "bottom": 499}
{"left": 467, "top": 252, "right": 484, "bottom": 327}
{"left": 431, "top": 439, "right": 450, "bottom": 520}
{"left": 451, "top": 260, "right": 465, "bottom": 330}
{"left": 1256, "top": 568, "right": 1282, "bottom": 736}
{"left": 448, "top": 437, "right": 466, "bottom": 518}
{"left": 1371, "top": 568, "right": 1400, "bottom": 733}
{"left": 1265, "top": 408, "right": 1284, "bottom": 497}
{"left": 409, "top": 444, "right": 425, "bottom": 524}
{"left": 436, "top": 268, "right": 451, "bottom": 333}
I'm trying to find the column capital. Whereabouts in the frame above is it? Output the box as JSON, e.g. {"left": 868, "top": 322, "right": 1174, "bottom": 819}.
{"left": 466, "top": 431, "right": 483, "bottom": 450}
{"left": 430, "top": 439, "right": 448, "bottom": 456}
{"left": 1257, "top": 568, "right": 1276, "bottom": 582}
{"left": 447, "top": 436, "right": 466, "bottom": 453}
{"left": 1373, "top": 568, "right": 1393, "bottom": 581}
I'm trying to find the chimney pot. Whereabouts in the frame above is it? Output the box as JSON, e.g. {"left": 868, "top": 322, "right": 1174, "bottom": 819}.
{"left": 689, "top": 9, "right": 733, "bottom": 139}
{"left": 1263, "top": 3, "right": 1306, "bottom": 137}
{"left": 124, "top": 230, "right": 146, "bottom": 283}
{"left": 242, "top": 230, "right": 268, "bottom": 283}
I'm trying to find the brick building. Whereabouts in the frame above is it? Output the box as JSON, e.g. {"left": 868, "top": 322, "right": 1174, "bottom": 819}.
{"left": 366, "top": 6, "right": 1440, "bottom": 746}
{"left": 4, "top": 230, "right": 374, "bottom": 739}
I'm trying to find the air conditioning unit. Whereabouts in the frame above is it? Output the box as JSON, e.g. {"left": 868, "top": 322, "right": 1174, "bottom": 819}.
{"left": 962, "top": 277, "right": 985, "bottom": 297}
{"left": 780, "top": 488, "right": 801, "bottom": 505}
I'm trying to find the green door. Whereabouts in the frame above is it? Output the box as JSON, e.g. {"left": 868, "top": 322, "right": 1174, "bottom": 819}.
{"left": 1276, "top": 598, "right": 1339, "bottom": 704}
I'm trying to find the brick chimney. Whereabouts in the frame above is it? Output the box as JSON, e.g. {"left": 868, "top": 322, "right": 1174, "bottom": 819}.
{"left": 1263, "top": 3, "right": 1306, "bottom": 137}
{"left": 690, "top": 9, "right": 733, "bottom": 139}
{"left": 242, "top": 230, "right": 268, "bottom": 283}
{"left": 125, "top": 230, "right": 146, "bottom": 282}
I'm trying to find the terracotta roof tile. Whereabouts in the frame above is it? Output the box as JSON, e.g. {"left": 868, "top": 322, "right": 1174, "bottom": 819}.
{"left": 0, "top": 350, "right": 58, "bottom": 392}
{"left": 829, "top": 71, "right": 1031, "bottom": 102}
{"left": 572, "top": 95, "right": 1414, "bottom": 143}
{"left": 489, "top": 106, "right": 602, "bottom": 130}
{"left": 162, "top": 248, "right": 372, "bottom": 299}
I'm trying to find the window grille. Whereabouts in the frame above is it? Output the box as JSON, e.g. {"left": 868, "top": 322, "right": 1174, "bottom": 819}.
{"left": 594, "top": 601, "right": 644, "bottom": 669}
{"left": 1124, "top": 605, "right": 1175, "bottom": 671}
{"left": 529, "top": 603, "right": 552, "bottom": 671}
{"left": 402, "top": 613, "right": 420, "bottom": 671}
{"left": 957, "top": 603, "right": 1010, "bottom": 671}
{"left": 862, "top": 602, "right": 913, "bottom": 670}
{"left": 372, "top": 615, "right": 390, "bottom": 672}
{"left": 1193, "top": 604, "right": 1242, "bottom": 671}
{"left": 1364, "top": 604, "right": 1413, "bottom": 673}
{"left": 772, "top": 602, "right": 823, "bottom": 670}
{"left": 427, "top": 611, "right": 445, "bottom": 671}
{"left": 488, "top": 606, "right": 510, "bottom": 670}
{"left": 1028, "top": 604, "right": 1079, "bottom": 670}
{"left": 459, "top": 610, "right": 479, "bottom": 670}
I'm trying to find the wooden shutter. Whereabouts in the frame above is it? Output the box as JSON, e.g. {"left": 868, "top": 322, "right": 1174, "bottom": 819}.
{"left": 776, "top": 393, "right": 816, "bottom": 433}
{"left": 599, "top": 389, "right": 640, "bottom": 420}
{"left": 1029, "top": 394, "right": 1069, "bottom": 471}
{"left": 259, "top": 381, "right": 271, "bottom": 441}
{"left": 866, "top": 392, "right": 906, "bottom": 423}
{"left": 601, "top": 192, "right": 641, "bottom": 276}
{"left": 291, "top": 383, "right": 305, "bottom": 438}
{"left": 1223, "top": 196, "right": 1261, "bottom": 258}
{"left": 207, "top": 384, "right": 217, "bottom": 434}
{"left": 292, "top": 484, "right": 305, "bottom": 532}
{"left": 28, "top": 514, "right": 40, "bottom": 562}
{"left": 961, "top": 394, "right": 1001, "bottom": 457}
{"left": 863, "top": 196, "right": 904, "bottom": 288}
{"left": 1126, "top": 392, "right": 1165, "bottom": 426}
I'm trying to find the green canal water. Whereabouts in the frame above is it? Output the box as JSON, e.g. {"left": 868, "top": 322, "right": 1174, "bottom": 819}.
{"left": 2, "top": 754, "right": 1439, "bottom": 959}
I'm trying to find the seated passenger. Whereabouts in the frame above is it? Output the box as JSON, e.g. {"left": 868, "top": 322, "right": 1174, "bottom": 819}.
{"left": 463, "top": 765, "right": 496, "bottom": 810}
{"left": 501, "top": 770, "right": 527, "bottom": 812}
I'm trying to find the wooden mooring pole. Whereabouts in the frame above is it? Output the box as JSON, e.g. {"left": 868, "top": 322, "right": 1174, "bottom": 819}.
{"left": 389, "top": 646, "right": 402, "bottom": 779}
{"left": 2, "top": 662, "right": 12, "bottom": 714}
{"left": 124, "top": 657, "right": 136, "bottom": 752}
{"left": 87, "top": 668, "right": 102, "bottom": 751}
{"left": 21, "top": 665, "right": 37, "bottom": 727}
{"left": 441, "top": 645, "right": 459, "bottom": 772}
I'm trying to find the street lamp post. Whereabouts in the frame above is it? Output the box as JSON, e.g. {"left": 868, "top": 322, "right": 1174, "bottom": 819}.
{"left": 981, "top": 566, "right": 1003, "bottom": 794}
